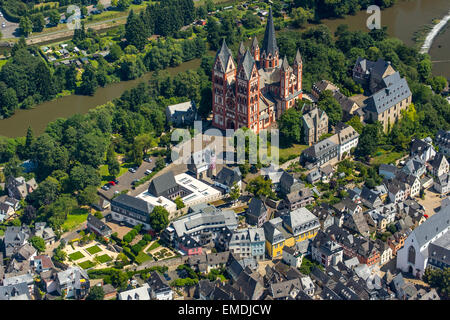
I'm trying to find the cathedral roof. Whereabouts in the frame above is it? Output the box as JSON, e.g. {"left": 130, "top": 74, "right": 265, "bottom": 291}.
{"left": 240, "top": 49, "right": 256, "bottom": 80}
{"left": 252, "top": 37, "right": 259, "bottom": 49}
{"left": 281, "top": 56, "right": 291, "bottom": 72}
{"left": 215, "top": 39, "right": 234, "bottom": 72}
{"left": 239, "top": 41, "right": 246, "bottom": 56}
{"left": 261, "top": 8, "right": 278, "bottom": 57}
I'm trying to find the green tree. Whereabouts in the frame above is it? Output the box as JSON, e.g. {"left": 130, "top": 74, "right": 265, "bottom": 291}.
{"left": 87, "top": 286, "right": 105, "bottom": 300}
{"left": 149, "top": 206, "right": 170, "bottom": 232}
{"left": 290, "top": 7, "right": 314, "bottom": 28}
{"left": 20, "top": 16, "right": 33, "bottom": 37}
{"left": 118, "top": 0, "right": 132, "bottom": 11}
{"left": 3, "top": 156, "right": 23, "bottom": 178}
{"left": 29, "top": 236, "right": 46, "bottom": 253}
{"left": 317, "top": 90, "right": 342, "bottom": 128}
{"left": 278, "top": 107, "right": 303, "bottom": 146}
{"left": 79, "top": 65, "right": 98, "bottom": 95}
{"left": 78, "top": 185, "right": 99, "bottom": 206}
{"left": 229, "top": 181, "right": 240, "bottom": 202}
{"left": 69, "top": 164, "right": 101, "bottom": 191}
{"left": 25, "top": 126, "right": 35, "bottom": 154}
{"left": 125, "top": 10, "right": 148, "bottom": 51}
{"left": 246, "top": 176, "right": 275, "bottom": 199}
{"left": 49, "top": 10, "right": 60, "bottom": 26}
{"left": 174, "top": 197, "right": 185, "bottom": 210}
{"left": 31, "top": 13, "right": 46, "bottom": 32}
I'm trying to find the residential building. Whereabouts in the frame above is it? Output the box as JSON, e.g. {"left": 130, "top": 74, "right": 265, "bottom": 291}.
{"left": 311, "top": 230, "right": 344, "bottom": 268}
{"left": 118, "top": 284, "right": 151, "bottom": 300}
{"left": 55, "top": 267, "right": 90, "bottom": 299}
{"left": 86, "top": 214, "right": 112, "bottom": 238}
{"left": 429, "top": 153, "right": 449, "bottom": 177}
{"left": 279, "top": 171, "right": 303, "bottom": 195}
{"left": 435, "top": 130, "right": 450, "bottom": 156}
{"left": 311, "top": 80, "right": 338, "bottom": 99}
{"left": 148, "top": 271, "right": 173, "bottom": 300}
{"left": 165, "top": 100, "right": 197, "bottom": 127}
{"left": 282, "top": 245, "right": 304, "bottom": 268}
{"left": 402, "top": 156, "right": 426, "bottom": 178}
{"left": 360, "top": 186, "right": 383, "bottom": 209}
{"left": 300, "top": 137, "right": 339, "bottom": 169}
{"left": 0, "top": 282, "right": 31, "bottom": 300}
{"left": 246, "top": 197, "right": 269, "bottom": 227}
{"left": 228, "top": 227, "right": 265, "bottom": 261}
{"left": 410, "top": 137, "right": 436, "bottom": 162}
{"left": 302, "top": 106, "right": 329, "bottom": 146}
{"left": 3, "top": 226, "right": 31, "bottom": 257}
{"left": 263, "top": 207, "right": 320, "bottom": 259}
{"left": 434, "top": 173, "right": 450, "bottom": 194}
{"left": 110, "top": 194, "right": 154, "bottom": 230}
{"left": 187, "top": 148, "right": 215, "bottom": 179}
{"left": 332, "top": 123, "right": 360, "bottom": 160}
{"left": 6, "top": 176, "right": 38, "bottom": 200}
{"left": 178, "top": 234, "right": 203, "bottom": 256}
{"left": 379, "top": 164, "right": 399, "bottom": 180}
{"left": 283, "top": 187, "right": 314, "bottom": 211}
{"left": 214, "top": 166, "right": 242, "bottom": 193}
{"left": 212, "top": 9, "right": 303, "bottom": 134}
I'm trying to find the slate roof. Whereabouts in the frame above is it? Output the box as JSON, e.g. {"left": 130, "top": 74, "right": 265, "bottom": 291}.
{"left": 215, "top": 39, "right": 234, "bottom": 73}
{"left": 112, "top": 194, "right": 153, "bottom": 215}
{"left": 364, "top": 77, "right": 411, "bottom": 114}
{"left": 247, "top": 197, "right": 267, "bottom": 219}
{"left": 240, "top": 49, "right": 256, "bottom": 80}
{"left": 0, "top": 282, "right": 31, "bottom": 300}
{"left": 261, "top": 8, "right": 278, "bottom": 57}
{"left": 270, "top": 278, "right": 301, "bottom": 299}
{"left": 87, "top": 214, "right": 112, "bottom": 234}
{"left": 147, "top": 271, "right": 171, "bottom": 293}
{"left": 430, "top": 153, "right": 448, "bottom": 170}
{"left": 215, "top": 166, "right": 241, "bottom": 187}
{"left": 148, "top": 171, "right": 179, "bottom": 197}
{"left": 411, "top": 204, "right": 450, "bottom": 247}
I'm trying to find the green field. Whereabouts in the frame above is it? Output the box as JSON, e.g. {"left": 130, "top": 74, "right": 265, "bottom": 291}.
{"left": 86, "top": 245, "right": 102, "bottom": 255}
{"left": 62, "top": 208, "right": 89, "bottom": 232}
{"left": 147, "top": 241, "right": 161, "bottom": 252}
{"left": 135, "top": 251, "right": 153, "bottom": 264}
{"left": 68, "top": 251, "right": 85, "bottom": 261}
{"left": 78, "top": 260, "right": 96, "bottom": 269}
{"left": 99, "top": 163, "right": 129, "bottom": 185}
{"left": 276, "top": 144, "right": 309, "bottom": 164}
{"left": 96, "top": 254, "right": 112, "bottom": 264}
{"left": 371, "top": 149, "right": 405, "bottom": 166}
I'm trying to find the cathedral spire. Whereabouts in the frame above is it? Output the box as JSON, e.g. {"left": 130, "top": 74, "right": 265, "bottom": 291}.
{"left": 261, "top": 7, "right": 278, "bottom": 58}
{"left": 295, "top": 48, "right": 302, "bottom": 64}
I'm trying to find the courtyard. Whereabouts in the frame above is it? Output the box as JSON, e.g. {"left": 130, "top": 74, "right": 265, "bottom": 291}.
{"left": 64, "top": 241, "right": 119, "bottom": 270}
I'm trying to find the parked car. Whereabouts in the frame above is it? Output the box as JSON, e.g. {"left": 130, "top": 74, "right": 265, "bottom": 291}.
{"left": 163, "top": 273, "right": 171, "bottom": 281}
{"left": 114, "top": 191, "right": 120, "bottom": 195}
{"left": 145, "top": 169, "right": 152, "bottom": 175}
{"left": 101, "top": 184, "right": 110, "bottom": 191}
{"left": 2, "top": 22, "right": 5, "bottom": 28}
{"left": 114, "top": 179, "right": 119, "bottom": 185}
{"left": 129, "top": 168, "right": 136, "bottom": 173}
{"left": 131, "top": 179, "right": 140, "bottom": 185}
{"left": 144, "top": 157, "right": 152, "bottom": 163}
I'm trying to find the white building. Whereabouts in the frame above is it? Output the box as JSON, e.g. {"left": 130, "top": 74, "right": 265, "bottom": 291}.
{"left": 228, "top": 227, "right": 265, "bottom": 261}
{"left": 396, "top": 205, "right": 450, "bottom": 278}
{"left": 118, "top": 284, "right": 151, "bottom": 300}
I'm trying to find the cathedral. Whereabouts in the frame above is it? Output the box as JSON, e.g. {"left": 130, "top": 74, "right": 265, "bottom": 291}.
{"left": 211, "top": 8, "right": 303, "bottom": 134}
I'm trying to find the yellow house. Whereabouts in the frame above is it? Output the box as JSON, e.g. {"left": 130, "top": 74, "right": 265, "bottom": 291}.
{"left": 263, "top": 208, "right": 320, "bottom": 259}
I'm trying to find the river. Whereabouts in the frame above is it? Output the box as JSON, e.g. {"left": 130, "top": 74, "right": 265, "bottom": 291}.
{"left": 0, "top": 0, "right": 449, "bottom": 138}
{"left": 0, "top": 58, "right": 202, "bottom": 138}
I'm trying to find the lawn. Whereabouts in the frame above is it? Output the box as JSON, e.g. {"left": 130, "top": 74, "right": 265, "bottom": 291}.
{"left": 135, "top": 251, "right": 153, "bottom": 264}
{"left": 86, "top": 245, "right": 102, "bottom": 255}
{"left": 78, "top": 260, "right": 96, "bottom": 269}
{"left": 209, "top": 199, "right": 226, "bottom": 206}
{"left": 62, "top": 208, "right": 89, "bottom": 232}
{"left": 68, "top": 251, "right": 85, "bottom": 261}
{"left": 147, "top": 241, "right": 161, "bottom": 252}
{"left": 96, "top": 254, "right": 112, "bottom": 264}
{"left": 99, "top": 164, "right": 129, "bottom": 185}
{"left": 275, "top": 144, "right": 309, "bottom": 164}
{"left": 371, "top": 149, "right": 405, "bottom": 166}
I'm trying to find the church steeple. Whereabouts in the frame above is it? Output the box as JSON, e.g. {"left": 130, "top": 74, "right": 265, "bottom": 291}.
{"left": 261, "top": 7, "right": 279, "bottom": 70}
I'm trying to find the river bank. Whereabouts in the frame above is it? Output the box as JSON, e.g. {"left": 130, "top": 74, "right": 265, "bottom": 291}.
{"left": 0, "top": 58, "right": 203, "bottom": 138}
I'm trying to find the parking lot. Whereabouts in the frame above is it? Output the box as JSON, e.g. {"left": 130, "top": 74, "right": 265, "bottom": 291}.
{"left": 98, "top": 157, "right": 157, "bottom": 200}
{"left": 0, "top": 14, "right": 20, "bottom": 39}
